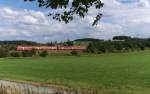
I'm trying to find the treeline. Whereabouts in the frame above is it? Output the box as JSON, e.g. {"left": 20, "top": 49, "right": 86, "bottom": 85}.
{"left": 0, "top": 40, "right": 38, "bottom": 45}
{"left": 0, "top": 40, "right": 75, "bottom": 46}
{"left": 0, "top": 40, "right": 39, "bottom": 51}
{"left": 0, "top": 40, "right": 46, "bottom": 58}
{"left": 74, "top": 38, "right": 103, "bottom": 42}
{"left": 87, "top": 36, "right": 150, "bottom": 54}
{"left": 1, "top": 36, "right": 150, "bottom": 57}
{"left": 0, "top": 40, "right": 82, "bottom": 58}
{"left": 0, "top": 48, "right": 48, "bottom": 58}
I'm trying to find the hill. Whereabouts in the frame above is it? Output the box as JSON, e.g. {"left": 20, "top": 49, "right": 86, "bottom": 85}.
{"left": 74, "top": 38, "right": 103, "bottom": 42}
{"left": 0, "top": 40, "right": 38, "bottom": 45}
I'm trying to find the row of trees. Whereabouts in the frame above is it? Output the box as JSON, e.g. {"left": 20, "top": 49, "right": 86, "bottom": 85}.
{"left": 0, "top": 39, "right": 84, "bottom": 58}
{"left": 0, "top": 40, "right": 38, "bottom": 45}
{"left": 87, "top": 36, "right": 150, "bottom": 54}
{"left": 0, "top": 46, "right": 81, "bottom": 58}
{"left": 0, "top": 48, "right": 48, "bottom": 58}
{"left": 1, "top": 36, "right": 150, "bottom": 57}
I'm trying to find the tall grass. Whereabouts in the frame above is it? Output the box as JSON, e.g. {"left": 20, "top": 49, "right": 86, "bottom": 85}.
{"left": 0, "top": 80, "right": 97, "bottom": 94}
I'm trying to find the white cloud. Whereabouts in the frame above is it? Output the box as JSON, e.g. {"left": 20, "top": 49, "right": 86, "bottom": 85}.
{"left": 1, "top": 0, "right": 150, "bottom": 42}
{"left": 0, "top": 6, "right": 98, "bottom": 42}
{"left": 98, "top": 0, "right": 150, "bottom": 39}
{"left": 138, "top": 0, "right": 150, "bottom": 7}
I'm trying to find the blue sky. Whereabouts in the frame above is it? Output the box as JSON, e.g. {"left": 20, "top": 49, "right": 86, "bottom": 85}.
{"left": 118, "top": 0, "right": 139, "bottom": 3}
{"left": 0, "top": 0, "right": 39, "bottom": 10}
{"left": 0, "top": 0, "right": 150, "bottom": 42}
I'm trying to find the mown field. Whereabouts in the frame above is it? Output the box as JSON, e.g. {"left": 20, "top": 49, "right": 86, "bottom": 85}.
{"left": 1, "top": 51, "right": 150, "bottom": 93}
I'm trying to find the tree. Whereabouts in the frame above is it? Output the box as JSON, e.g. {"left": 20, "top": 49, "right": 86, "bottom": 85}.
{"left": 71, "top": 50, "right": 79, "bottom": 56}
{"left": 39, "top": 51, "right": 48, "bottom": 57}
{"left": 113, "top": 36, "right": 132, "bottom": 40}
{"left": 31, "top": 49, "right": 37, "bottom": 56}
{"left": 0, "top": 48, "right": 9, "bottom": 58}
{"left": 65, "top": 39, "right": 74, "bottom": 46}
{"left": 87, "top": 43, "right": 98, "bottom": 53}
{"left": 22, "top": 50, "right": 34, "bottom": 57}
{"left": 10, "top": 51, "right": 22, "bottom": 57}
{"left": 24, "top": 0, "right": 104, "bottom": 25}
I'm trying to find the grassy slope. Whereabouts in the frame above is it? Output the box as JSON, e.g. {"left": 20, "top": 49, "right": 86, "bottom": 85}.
{"left": 0, "top": 51, "right": 150, "bottom": 93}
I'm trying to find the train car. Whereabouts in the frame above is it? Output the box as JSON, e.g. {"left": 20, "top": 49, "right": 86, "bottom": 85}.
{"left": 16, "top": 46, "right": 86, "bottom": 51}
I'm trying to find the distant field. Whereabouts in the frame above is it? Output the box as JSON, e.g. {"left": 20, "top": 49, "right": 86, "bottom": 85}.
{"left": 1, "top": 51, "right": 150, "bottom": 93}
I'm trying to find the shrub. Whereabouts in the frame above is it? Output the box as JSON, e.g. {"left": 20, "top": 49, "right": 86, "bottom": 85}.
{"left": 39, "top": 51, "right": 48, "bottom": 57}
{"left": 0, "top": 48, "right": 9, "bottom": 58}
{"left": 22, "top": 51, "right": 34, "bottom": 57}
{"left": 71, "top": 50, "right": 79, "bottom": 56}
{"left": 10, "top": 51, "right": 21, "bottom": 57}
{"left": 31, "top": 49, "right": 37, "bottom": 56}
{"left": 87, "top": 43, "right": 98, "bottom": 53}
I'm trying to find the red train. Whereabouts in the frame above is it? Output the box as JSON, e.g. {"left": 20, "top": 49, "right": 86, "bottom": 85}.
{"left": 16, "top": 46, "right": 86, "bottom": 51}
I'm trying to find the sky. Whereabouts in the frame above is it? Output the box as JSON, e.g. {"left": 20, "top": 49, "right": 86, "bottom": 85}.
{"left": 0, "top": 0, "right": 150, "bottom": 42}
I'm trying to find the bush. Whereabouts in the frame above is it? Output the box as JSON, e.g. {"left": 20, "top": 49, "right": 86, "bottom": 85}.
{"left": 10, "top": 51, "right": 21, "bottom": 57}
{"left": 39, "top": 51, "right": 48, "bottom": 57}
{"left": 0, "top": 48, "right": 9, "bottom": 58}
{"left": 22, "top": 51, "right": 34, "bottom": 57}
{"left": 31, "top": 49, "right": 37, "bottom": 56}
{"left": 71, "top": 50, "right": 79, "bottom": 56}
{"left": 87, "top": 43, "right": 98, "bottom": 53}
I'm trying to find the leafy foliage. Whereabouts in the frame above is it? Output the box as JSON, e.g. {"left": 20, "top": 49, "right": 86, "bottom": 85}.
{"left": 22, "top": 50, "right": 34, "bottom": 57}
{"left": 0, "top": 47, "right": 9, "bottom": 58}
{"left": 71, "top": 50, "right": 79, "bottom": 56}
{"left": 113, "top": 36, "right": 132, "bottom": 40}
{"left": 24, "top": 0, "right": 104, "bottom": 25}
{"left": 10, "top": 51, "right": 22, "bottom": 57}
{"left": 75, "top": 38, "right": 103, "bottom": 42}
{"left": 87, "top": 43, "right": 98, "bottom": 53}
{"left": 64, "top": 40, "right": 74, "bottom": 46}
{"left": 39, "top": 51, "right": 48, "bottom": 57}
{"left": 87, "top": 36, "right": 150, "bottom": 54}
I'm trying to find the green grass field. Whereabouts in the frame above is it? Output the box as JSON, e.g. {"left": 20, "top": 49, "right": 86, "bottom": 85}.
{"left": 1, "top": 51, "right": 150, "bottom": 93}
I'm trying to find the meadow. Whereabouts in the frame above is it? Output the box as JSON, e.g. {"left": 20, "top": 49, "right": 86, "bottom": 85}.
{"left": 0, "top": 51, "right": 150, "bottom": 93}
